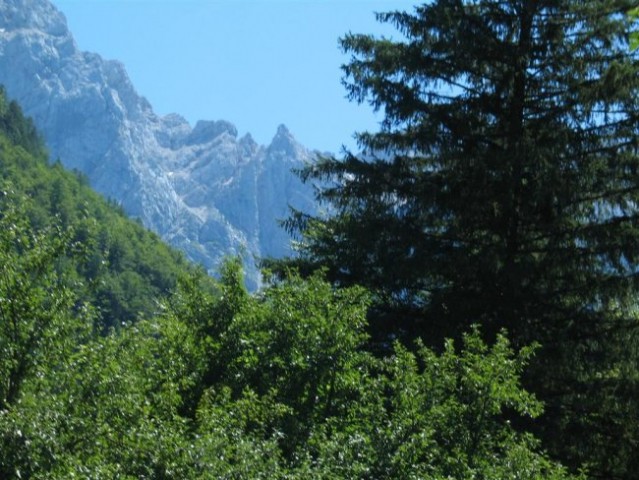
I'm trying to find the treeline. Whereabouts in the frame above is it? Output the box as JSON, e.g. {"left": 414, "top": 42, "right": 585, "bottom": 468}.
{"left": 3, "top": 0, "right": 639, "bottom": 477}
{"left": 0, "top": 86, "right": 203, "bottom": 329}
{"left": 0, "top": 88, "right": 575, "bottom": 477}
{"left": 277, "top": 1, "right": 639, "bottom": 479}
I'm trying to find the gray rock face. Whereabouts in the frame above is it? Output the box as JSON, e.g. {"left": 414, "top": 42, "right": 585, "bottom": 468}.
{"left": 0, "top": 0, "right": 318, "bottom": 289}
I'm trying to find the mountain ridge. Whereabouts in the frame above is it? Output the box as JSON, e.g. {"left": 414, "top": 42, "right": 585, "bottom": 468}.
{"left": 0, "top": 0, "right": 317, "bottom": 288}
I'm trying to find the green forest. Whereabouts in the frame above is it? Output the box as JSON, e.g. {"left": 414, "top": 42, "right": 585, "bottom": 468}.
{"left": 2, "top": 1, "right": 639, "bottom": 478}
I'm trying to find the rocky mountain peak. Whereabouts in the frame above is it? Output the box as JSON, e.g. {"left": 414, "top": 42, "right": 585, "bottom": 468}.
{"left": 269, "top": 123, "right": 301, "bottom": 157}
{"left": 239, "top": 132, "right": 259, "bottom": 157}
{"left": 276, "top": 123, "right": 290, "bottom": 136}
{"left": 185, "top": 119, "right": 238, "bottom": 146}
{"left": 0, "top": 0, "right": 68, "bottom": 37}
{"left": 0, "top": 0, "right": 319, "bottom": 289}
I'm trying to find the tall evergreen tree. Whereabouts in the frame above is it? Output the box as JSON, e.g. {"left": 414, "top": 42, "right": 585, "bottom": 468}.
{"left": 289, "top": 1, "right": 639, "bottom": 477}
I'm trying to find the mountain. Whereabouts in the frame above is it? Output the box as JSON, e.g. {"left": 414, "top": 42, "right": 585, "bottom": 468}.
{"left": 0, "top": 0, "right": 318, "bottom": 289}
{"left": 0, "top": 85, "right": 216, "bottom": 328}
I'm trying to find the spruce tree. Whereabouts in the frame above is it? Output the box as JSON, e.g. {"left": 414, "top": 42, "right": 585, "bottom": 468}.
{"left": 290, "top": 1, "right": 639, "bottom": 477}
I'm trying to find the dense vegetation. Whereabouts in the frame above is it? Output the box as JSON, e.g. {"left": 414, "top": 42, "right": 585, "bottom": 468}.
{"left": 0, "top": 86, "right": 201, "bottom": 329}
{"left": 3, "top": 1, "right": 639, "bottom": 477}
{"left": 0, "top": 87, "right": 575, "bottom": 477}
{"left": 283, "top": 1, "right": 639, "bottom": 478}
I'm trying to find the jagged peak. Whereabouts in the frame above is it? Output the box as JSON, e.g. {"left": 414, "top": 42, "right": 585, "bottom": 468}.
{"left": 162, "top": 113, "right": 190, "bottom": 129}
{"left": 184, "top": 119, "right": 238, "bottom": 146}
{"left": 269, "top": 123, "right": 299, "bottom": 154}
{"left": 239, "top": 132, "right": 258, "bottom": 148}
{"left": 239, "top": 132, "right": 259, "bottom": 156}
{"left": 0, "top": 0, "right": 69, "bottom": 37}
{"left": 276, "top": 124, "right": 290, "bottom": 136}
{"left": 0, "top": 0, "right": 319, "bottom": 292}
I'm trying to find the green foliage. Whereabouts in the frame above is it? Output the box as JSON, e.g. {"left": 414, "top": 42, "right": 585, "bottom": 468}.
{"left": 173, "top": 267, "right": 575, "bottom": 479}
{"left": 192, "top": 387, "right": 287, "bottom": 479}
{"left": 0, "top": 224, "right": 576, "bottom": 479}
{"left": 218, "top": 271, "right": 371, "bottom": 456}
{"left": 300, "top": 329, "right": 575, "bottom": 479}
{"left": 629, "top": 7, "right": 639, "bottom": 50}
{"left": 0, "top": 87, "right": 206, "bottom": 328}
{"left": 0, "top": 53, "right": 581, "bottom": 479}
{"left": 0, "top": 317, "right": 201, "bottom": 479}
{"left": 0, "top": 195, "right": 90, "bottom": 412}
{"left": 287, "top": 2, "right": 639, "bottom": 477}
{"left": 0, "top": 86, "right": 44, "bottom": 157}
{"left": 0, "top": 195, "right": 93, "bottom": 478}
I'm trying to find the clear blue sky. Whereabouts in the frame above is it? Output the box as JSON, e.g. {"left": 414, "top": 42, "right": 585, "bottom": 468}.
{"left": 50, "top": 0, "right": 416, "bottom": 153}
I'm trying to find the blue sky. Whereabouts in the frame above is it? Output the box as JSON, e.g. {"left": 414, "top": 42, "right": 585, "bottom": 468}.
{"left": 50, "top": 0, "right": 416, "bottom": 153}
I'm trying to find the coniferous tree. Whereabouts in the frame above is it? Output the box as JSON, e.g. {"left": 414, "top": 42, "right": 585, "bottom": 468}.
{"left": 289, "top": 1, "right": 639, "bottom": 477}
{"left": 0, "top": 86, "right": 577, "bottom": 479}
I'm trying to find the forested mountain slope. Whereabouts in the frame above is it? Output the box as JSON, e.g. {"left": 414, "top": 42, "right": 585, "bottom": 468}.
{"left": 0, "top": 86, "right": 574, "bottom": 479}
{"left": 0, "top": 86, "right": 208, "bottom": 328}
{"left": 0, "top": 0, "right": 317, "bottom": 289}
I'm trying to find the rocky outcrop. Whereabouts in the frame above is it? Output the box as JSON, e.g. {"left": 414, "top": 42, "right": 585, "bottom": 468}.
{"left": 0, "top": 0, "right": 318, "bottom": 288}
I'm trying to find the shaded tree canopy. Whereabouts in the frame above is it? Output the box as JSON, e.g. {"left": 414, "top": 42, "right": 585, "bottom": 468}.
{"left": 0, "top": 84, "right": 576, "bottom": 479}
{"left": 286, "top": 1, "right": 639, "bottom": 477}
